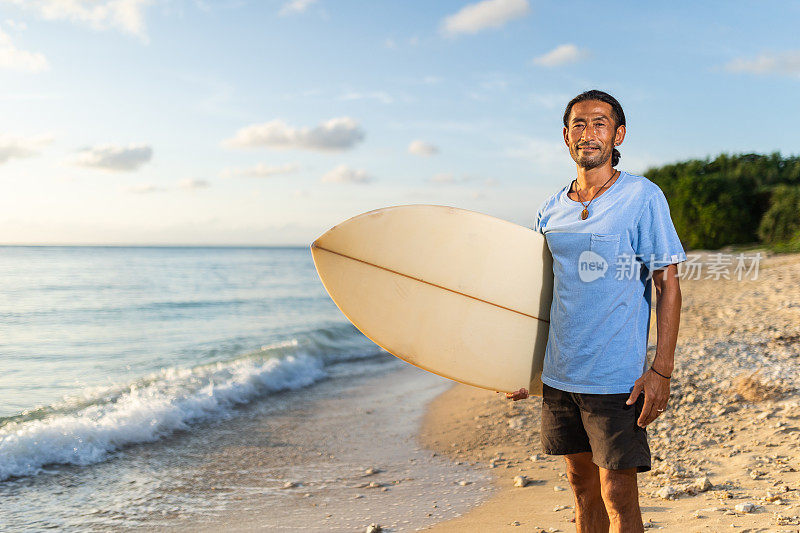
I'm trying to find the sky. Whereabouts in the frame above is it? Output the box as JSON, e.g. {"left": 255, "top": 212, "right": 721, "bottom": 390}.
{"left": 0, "top": 0, "right": 798, "bottom": 245}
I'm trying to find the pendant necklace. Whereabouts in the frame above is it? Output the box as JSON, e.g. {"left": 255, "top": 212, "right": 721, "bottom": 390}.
{"left": 572, "top": 170, "right": 619, "bottom": 220}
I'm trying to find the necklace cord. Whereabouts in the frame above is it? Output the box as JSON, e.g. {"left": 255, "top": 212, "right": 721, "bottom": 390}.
{"left": 573, "top": 170, "right": 619, "bottom": 209}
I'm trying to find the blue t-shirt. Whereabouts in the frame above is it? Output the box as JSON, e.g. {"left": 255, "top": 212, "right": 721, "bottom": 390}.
{"left": 533, "top": 170, "right": 686, "bottom": 394}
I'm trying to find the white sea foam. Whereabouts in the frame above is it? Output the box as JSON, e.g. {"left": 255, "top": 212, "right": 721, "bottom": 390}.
{"left": 0, "top": 352, "right": 326, "bottom": 481}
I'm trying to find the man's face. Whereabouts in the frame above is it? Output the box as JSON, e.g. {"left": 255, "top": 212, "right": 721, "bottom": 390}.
{"left": 563, "top": 100, "right": 625, "bottom": 170}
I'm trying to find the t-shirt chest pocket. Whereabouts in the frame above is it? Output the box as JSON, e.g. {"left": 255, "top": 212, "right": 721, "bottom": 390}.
{"left": 589, "top": 233, "right": 620, "bottom": 260}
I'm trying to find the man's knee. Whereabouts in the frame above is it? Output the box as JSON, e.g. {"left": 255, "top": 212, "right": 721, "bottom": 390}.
{"left": 563, "top": 452, "right": 600, "bottom": 493}
{"left": 599, "top": 467, "right": 639, "bottom": 514}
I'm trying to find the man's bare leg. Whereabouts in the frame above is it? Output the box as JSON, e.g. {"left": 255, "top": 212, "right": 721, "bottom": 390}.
{"left": 598, "top": 466, "right": 644, "bottom": 533}
{"left": 563, "top": 452, "right": 610, "bottom": 533}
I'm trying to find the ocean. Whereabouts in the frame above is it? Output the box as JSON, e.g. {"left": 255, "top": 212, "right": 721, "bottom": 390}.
{"left": 0, "top": 246, "right": 491, "bottom": 531}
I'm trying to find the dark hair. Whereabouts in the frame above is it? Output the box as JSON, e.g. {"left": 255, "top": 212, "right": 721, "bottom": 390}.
{"left": 563, "top": 90, "right": 626, "bottom": 167}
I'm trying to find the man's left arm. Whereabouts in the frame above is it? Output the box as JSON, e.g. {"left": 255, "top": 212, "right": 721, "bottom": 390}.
{"left": 651, "top": 264, "right": 682, "bottom": 379}
{"left": 626, "top": 264, "right": 682, "bottom": 426}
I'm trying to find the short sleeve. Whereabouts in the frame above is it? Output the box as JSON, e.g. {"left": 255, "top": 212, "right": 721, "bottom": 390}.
{"left": 635, "top": 188, "right": 686, "bottom": 272}
{"left": 532, "top": 200, "right": 547, "bottom": 234}
{"left": 533, "top": 209, "right": 543, "bottom": 233}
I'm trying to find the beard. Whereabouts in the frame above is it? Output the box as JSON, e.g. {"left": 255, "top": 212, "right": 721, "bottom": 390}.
{"left": 572, "top": 144, "right": 612, "bottom": 170}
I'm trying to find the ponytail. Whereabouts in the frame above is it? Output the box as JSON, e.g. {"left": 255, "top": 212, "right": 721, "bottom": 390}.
{"left": 612, "top": 147, "right": 621, "bottom": 167}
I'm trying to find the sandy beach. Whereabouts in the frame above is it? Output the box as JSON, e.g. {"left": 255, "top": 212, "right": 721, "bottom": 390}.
{"left": 417, "top": 249, "right": 800, "bottom": 532}
{"left": 190, "top": 360, "right": 497, "bottom": 533}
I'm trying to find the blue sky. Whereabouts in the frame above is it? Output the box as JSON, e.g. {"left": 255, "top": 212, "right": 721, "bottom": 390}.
{"left": 1, "top": 0, "right": 798, "bottom": 245}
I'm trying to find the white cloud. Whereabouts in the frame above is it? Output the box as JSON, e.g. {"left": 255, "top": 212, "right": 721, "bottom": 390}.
{"left": 69, "top": 143, "right": 152, "bottom": 172}
{"left": 441, "top": 0, "right": 530, "bottom": 37}
{"left": 0, "top": 27, "right": 48, "bottom": 72}
{"left": 408, "top": 140, "right": 439, "bottom": 157}
{"left": 1, "top": 0, "right": 154, "bottom": 39}
{"left": 724, "top": 51, "right": 800, "bottom": 77}
{"left": 279, "top": 0, "right": 317, "bottom": 15}
{"left": 221, "top": 162, "right": 300, "bottom": 178}
{"left": 532, "top": 44, "right": 589, "bottom": 67}
{"left": 222, "top": 117, "right": 365, "bottom": 152}
{"left": 127, "top": 183, "right": 163, "bottom": 193}
{"left": 179, "top": 178, "right": 209, "bottom": 190}
{"left": 0, "top": 133, "right": 53, "bottom": 163}
{"left": 321, "top": 164, "right": 372, "bottom": 184}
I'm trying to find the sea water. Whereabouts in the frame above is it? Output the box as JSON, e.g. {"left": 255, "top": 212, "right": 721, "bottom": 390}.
{"left": 0, "top": 246, "right": 432, "bottom": 527}
{"left": 0, "top": 246, "right": 385, "bottom": 477}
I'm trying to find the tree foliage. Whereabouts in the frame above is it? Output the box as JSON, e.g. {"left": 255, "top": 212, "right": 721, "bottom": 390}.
{"left": 642, "top": 152, "right": 800, "bottom": 250}
{"left": 757, "top": 184, "right": 800, "bottom": 249}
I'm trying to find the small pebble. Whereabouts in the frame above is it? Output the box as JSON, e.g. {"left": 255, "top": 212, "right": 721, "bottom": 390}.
{"left": 656, "top": 485, "right": 678, "bottom": 500}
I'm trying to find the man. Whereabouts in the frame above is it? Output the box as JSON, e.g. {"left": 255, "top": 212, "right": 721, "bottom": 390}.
{"left": 504, "top": 90, "right": 684, "bottom": 532}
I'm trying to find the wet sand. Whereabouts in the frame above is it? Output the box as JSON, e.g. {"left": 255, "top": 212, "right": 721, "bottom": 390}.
{"left": 186, "top": 358, "right": 495, "bottom": 532}
{"left": 417, "top": 249, "right": 800, "bottom": 532}
{"left": 1, "top": 357, "right": 494, "bottom": 532}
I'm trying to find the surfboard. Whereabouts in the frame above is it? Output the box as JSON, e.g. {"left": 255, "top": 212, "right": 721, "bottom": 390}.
{"left": 310, "top": 205, "right": 553, "bottom": 396}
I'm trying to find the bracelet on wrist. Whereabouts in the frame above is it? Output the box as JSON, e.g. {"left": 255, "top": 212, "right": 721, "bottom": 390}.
{"left": 650, "top": 367, "right": 671, "bottom": 379}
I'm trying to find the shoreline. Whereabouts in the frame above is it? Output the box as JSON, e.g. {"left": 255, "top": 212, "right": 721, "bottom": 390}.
{"left": 416, "top": 249, "right": 800, "bottom": 532}
{"left": 1, "top": 357, "right": 495, "bottom": 532}
{"left": 186, "top": 360, "right": 497, "bottom": 532}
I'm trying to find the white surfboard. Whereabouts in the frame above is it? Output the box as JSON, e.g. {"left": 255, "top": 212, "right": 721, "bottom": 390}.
{"left": 310, "top": 205, "right": 553, "bottom": 396}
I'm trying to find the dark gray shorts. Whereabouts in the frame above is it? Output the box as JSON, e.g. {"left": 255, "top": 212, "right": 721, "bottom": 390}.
{"left": 540, "top": 382, "right": 651, "bottom": 472}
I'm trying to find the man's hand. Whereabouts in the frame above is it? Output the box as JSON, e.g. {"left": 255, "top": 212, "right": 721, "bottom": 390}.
{"left": 497, "top": 388, "right": 529, "bottom": 401}
{"left": 626, "top": 369, "right": 670, "bottom": 427}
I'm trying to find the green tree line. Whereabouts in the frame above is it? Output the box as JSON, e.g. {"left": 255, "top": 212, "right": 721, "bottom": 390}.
{"left": 643, "top": 152, "right": 800, "bottom": 251}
